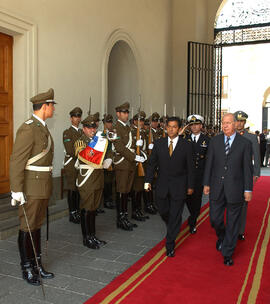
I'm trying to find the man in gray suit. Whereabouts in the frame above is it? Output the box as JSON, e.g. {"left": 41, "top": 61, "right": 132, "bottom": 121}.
{"left": 203, "top": 113, "right": 253, "bottom": 266}
{"left": 234, "top": 111, "right": 260, "bottom": 241}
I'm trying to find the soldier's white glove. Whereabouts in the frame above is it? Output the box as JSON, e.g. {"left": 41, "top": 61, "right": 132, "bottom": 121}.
{"left": 148, "top": 143, "right": 154, "bottom": 150}
{"left": 135, "top": 155, "right": 145, "bottom": 163}
{"left": 11, "top": 191, "right": 26, "bottom": 206}
{"left": 103, "top": 158, "right": 113, "bottom": 169}
{"left": 136, "top": 139, "right": 143, "bottom": 147}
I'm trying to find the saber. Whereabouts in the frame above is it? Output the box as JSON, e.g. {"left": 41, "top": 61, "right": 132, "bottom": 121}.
{"left": 21, "top": 203, "right": 46, "bottom": 298}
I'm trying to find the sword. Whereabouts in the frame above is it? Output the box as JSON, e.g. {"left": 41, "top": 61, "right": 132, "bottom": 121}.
{"left": 18, "top": 198, "right": 46, "bottom": 299}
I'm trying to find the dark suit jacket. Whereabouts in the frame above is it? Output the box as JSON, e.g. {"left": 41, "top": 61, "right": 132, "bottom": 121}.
{"left": 203, "top": 132, "right": 253, "bottom": 203}
{"left": 145, "top": 136, "right": 194, "bottom": 199}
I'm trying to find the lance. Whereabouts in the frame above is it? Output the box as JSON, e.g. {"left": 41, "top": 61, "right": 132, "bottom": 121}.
{"left": 11, "top": 196, "right": 46, "bottom": 298}
{"left": 88, "top": 97, "right": 91, "bottom": 115}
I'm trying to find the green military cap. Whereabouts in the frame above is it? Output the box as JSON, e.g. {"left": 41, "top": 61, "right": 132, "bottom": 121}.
{"left": 81, "top": 114, "right": 97, "bottom": 128}
{"left": 69, "top": 107, "right": 82, "bottom": 117}
{"left": 234, "top": 111, "right": 248, "bottom": 121}
{"left": 159, "top": 115, "right": 168, "bottom": 123}
{"left": 151, "top": 112, "right": 160, "bottom": 122}
{"left": 115, "top": 102, "right": 130, "bottom": 112}
{"left": 102, "top": 113, "right": 113, "bottom": 123}
{"left": 93, "top": 112, "right": 100, "bottom": 122}
{"left": 187, "top": 114, "right": 204, "bottom": 124}
{"left": 144, "top": 118, "right": 150, "bottom": 126}
{"left": 133, "top": 111, "right": 146, "bottom": 121}
{"left": 30, "top": 88, "right": 56, "bottom": 105}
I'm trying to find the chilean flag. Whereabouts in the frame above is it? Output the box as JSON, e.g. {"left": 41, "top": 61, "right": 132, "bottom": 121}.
{"left": 78, "top": 133, "right": 108, "bottom": 167}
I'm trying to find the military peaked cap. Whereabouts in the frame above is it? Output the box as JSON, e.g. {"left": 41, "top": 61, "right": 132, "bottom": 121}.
{"left": 151, "top": 112, "right": 160, "bottom": 122}
{"left": 103, "top": 114, "right": 113, "bottom": 123}
{"left": 69, "top": 107, "right": 82, "bottom": 117}
{"left": 81, "top": 115, "right": 97, "bottom": 128}
{"left": 133, "top": 111, "right": 146, "bottom": 120}
{"left": 234, "top": 111, "right": 248, "bottom": 121}
{"left": 187, "top": 114, "right": 204, "bottom": 124}
{"left": 30, "top": 88, "right": 56, "bottom": 105}
{"left": 115, "top": 102, "right": 130, "bottom": 112}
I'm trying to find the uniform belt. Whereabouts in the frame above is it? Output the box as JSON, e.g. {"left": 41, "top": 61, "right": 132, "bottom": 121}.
{"left": 25, "top": 165, "right": 53, "bottom": 172}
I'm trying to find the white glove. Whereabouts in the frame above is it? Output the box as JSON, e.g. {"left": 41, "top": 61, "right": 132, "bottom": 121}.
{"left": 135, "top": 155, "right": 145, "bottom": 163}
{"left": 148, "top": 143, "right": 154, "bottom": 150}
{"left": 11, "top": 191, "right": 26, "bottom": 206}
{"left": 103, "top": 158, "right": 113, "bottom": 169}
{"left": 136, "top": 139, "right": 143, "bottom": 147}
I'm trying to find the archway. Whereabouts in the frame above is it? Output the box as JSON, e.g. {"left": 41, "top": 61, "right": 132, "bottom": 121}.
{"left": 107, "top": 40, "right": 139, "bottom": 118}
{"left": 214, "top": 0, "right": 270, "bottom": 131}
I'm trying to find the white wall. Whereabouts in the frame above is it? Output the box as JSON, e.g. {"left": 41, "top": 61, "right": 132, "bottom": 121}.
{"left": 0, "top": 0, "right": 171, "bottom": 176}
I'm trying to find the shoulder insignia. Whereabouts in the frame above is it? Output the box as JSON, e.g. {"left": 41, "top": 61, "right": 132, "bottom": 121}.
{"left": 25, "top": 119, "right": 33, "bottom": 125}
{"left": 64, "top": 139, "right": 71, "bottom": 142}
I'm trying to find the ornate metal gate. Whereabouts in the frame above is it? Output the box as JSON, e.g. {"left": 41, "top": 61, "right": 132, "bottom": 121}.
{"left": 187, "top": 42, "right": 222, "bottom": 129}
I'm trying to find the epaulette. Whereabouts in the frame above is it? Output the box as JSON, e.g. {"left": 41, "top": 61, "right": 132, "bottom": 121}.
{"left": 25, "top": 119, "right": 33, "bottom": 125}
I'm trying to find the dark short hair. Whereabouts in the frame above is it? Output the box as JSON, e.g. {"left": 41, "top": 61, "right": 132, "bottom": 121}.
{"left": 167, "top": 116, "right": 182, "bottom": 127}
{"left": 33, "top": 102, "right": 46, "bottom": 111}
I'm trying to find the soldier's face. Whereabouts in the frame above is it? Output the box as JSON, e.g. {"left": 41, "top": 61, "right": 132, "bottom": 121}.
{"left": 190, "top": 123, "right": 202, "bottom": 135}
{"left": 235, "top": 120, "right": 246, "bottom": 131}
{"left": 151, "top": 121, "right": 158, "bottom": 129}
{"left": 71, "top": 116, "right": 81, "bottom": 127}
{"left": 167, "top": 121, "right": 180, "bottom": 139}
{"left": 117, "top": 111, "right": 129, "bottom": 123}
{"left": 105, "top": 122, "right": 113, "bottom": 131}
{"left": 83, "top": 126, "right": 97, "bottom": 138}
{"left": 44, "top": 103, "right": 55, "bottom": 119}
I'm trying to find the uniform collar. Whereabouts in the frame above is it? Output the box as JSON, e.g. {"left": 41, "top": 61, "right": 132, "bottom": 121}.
{"left": 33, "top": 114, "right": 46, "bottom": 127}
{"left": 118, "top": 119, "right": 127, "bottom": 127}
{"left": 71, "top": 125, "right": 79, "bottom": 132}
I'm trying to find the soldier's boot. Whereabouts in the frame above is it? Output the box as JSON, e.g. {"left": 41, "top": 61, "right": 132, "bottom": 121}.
{"left": 81, "top": 209, "right": 100, "bottom": 249}
{"left": 68, "top": 190, "right": 80, "bottom": 224}
{"left": 32, "top": 229, "right": 54, "bottom": 279}
{"left": 104, "top": 182, "right": 115, "bottom": 209}
{"left": 143, "top": 191, "right": 157, "bottom": 215}
{"left": 89, "top": 211, "right": 107, "bottom": 247}
{"left": 131, "top": 191, "right": 145, "bottom": 221}
{"left": 123, "top": 193, "right": 137, "bottom": 228}
{"left": 73, "top": 191, "right": 81, "bottom": 223}
{"left": 116, "top": 193, "right": 133, "bottom": 231}
{"left": 136, "top": 191, "right": 149, "bottom": 220}
{"left": 18, "top": 230, "right": 40, "bottom": 286}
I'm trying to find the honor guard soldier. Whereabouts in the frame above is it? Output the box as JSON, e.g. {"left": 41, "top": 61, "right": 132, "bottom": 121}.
{"left": 150, "top": 112, "right": 161, "bottom": 142}
{"left": 234, "top": 111, "right": 260, "bottom": 241}
{"left": 144, "top": 117, "right": 150, "bottom": 131}
{"left": 186, "top": 114, "right": 210, "bottom": 234}
{"left": 113, "top": 102, "right": 146, "bottom": 231}
{"left": 102, "top": 114, "right": 115, "bottom": 209}
{"left": 74, "top": 114, "right": 113, "bottom": 249}
{"left": 158, "top": 115, "right": 168, "bottom": 138}
{"left": 63, "top": 107, "right": 83, "bottom": 224}
{"left": 10, "top": 88, "right": 56, "bottom": 286}
{"left": 131, "top": 111, "right": 149, "bottom": 221}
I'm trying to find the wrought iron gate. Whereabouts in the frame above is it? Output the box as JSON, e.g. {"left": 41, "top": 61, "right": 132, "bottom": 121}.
{"left": 187, "top": 41, "right": 222, "bottom": 129}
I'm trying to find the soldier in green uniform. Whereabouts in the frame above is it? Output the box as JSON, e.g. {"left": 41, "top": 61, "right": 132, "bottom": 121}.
{"left": 102, "top": 114, "right": 115, "bottom": 209}
{"left": 158, "top": 115, "right": 168, "bottom": 138}
{"left": 113, "top": 102, "right": 146, "bottom": 230}
{"left": 74, "top": 114, "right": 113, "bottom": 249}
{"left": 10, "top": 88, "right": 56, "bottom": 286}
{"left": 130, "top": 111, "right": 149, "bottom": 221}
{"left": 63, "top": 107, "right": 82, "bottom": 224}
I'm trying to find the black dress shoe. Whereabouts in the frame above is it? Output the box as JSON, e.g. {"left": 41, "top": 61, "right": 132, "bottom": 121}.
{"left": 224, "top": 256, "right": 234, "bottom": 266}
{"left": 96, "top": 208, "right": 105, "bottom": 214}
{"left": 190, "top": 226, "right": 197, "bottom": 234}
{"left": 216, "top": 239, "right": 223, "bottom": 251}
{"left": 104, "top": 201, "right": 115, "bottom": 209}
{"left": 92, "top": 236, "right": 107, "bottom": 246}
{"left": 238, "top": 234, "right": 245, "bottom": 241}
{"left": 35, "top": 264, "right": 54, "bottom": 279}
{"left": 166, "top": 249, "right": 175, "bottom": 257}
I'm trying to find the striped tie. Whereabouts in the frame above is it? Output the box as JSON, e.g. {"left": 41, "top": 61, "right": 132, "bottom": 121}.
{"left": 225, "top": 136, "right": 230, "bottom": 155}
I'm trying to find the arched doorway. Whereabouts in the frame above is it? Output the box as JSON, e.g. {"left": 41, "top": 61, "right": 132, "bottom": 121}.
{"left": 214, "top": 0, "right": 270, "bottom": 132}
{"left": 107, "top": 40, "right": 139, "bottom": 118}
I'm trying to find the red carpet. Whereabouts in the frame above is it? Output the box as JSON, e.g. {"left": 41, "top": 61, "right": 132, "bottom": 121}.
{"left": 85, "top": 177, "right": 270, "bottom": 304}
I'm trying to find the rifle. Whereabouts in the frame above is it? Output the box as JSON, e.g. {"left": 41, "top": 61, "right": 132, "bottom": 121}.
{"left": 103, "top": 118, "right": 113, "bottom": 171}
{"left": 88, "top": 97, "right": 91, "bottom": 115}
{"left": 136, "top": 95, "right": 145, "bottom": 177}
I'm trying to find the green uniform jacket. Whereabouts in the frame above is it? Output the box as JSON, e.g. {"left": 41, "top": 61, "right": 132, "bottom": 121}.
{"left": 63, "top": 126, "right": 82, "bottom": 190}
{"left": 10, "top": 116, "right": 54, "bottom": 199}
{"left": 113, "top": 120, "right": 136, "bottom": 171}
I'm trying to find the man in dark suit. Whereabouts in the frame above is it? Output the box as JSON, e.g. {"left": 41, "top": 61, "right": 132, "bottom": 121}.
{"left": 203, "top": 113, "right": 253, "bottom": 266}
{"left": 259, "top": 130, "right": 267, "bottom": 166}
{"left": 185, "top": 114, "right": 210, "bottom": 234}
{"left": 145, "top": 117, "right": 194, "bottom": 257}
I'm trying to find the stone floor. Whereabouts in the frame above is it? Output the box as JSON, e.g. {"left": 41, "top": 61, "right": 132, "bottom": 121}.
{"left": 0, "top": 167, "right": 268, "bottom": 304}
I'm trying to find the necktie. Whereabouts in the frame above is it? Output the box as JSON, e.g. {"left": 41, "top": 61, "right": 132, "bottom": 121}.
{"left": 225, "top": 136, "right": 230, "bottom": 155}
{"left": 169, "top": 140, "right": 173, "bottom": 156}
{"left": 193, "top": 135, "right": 196, "bottom": 143}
